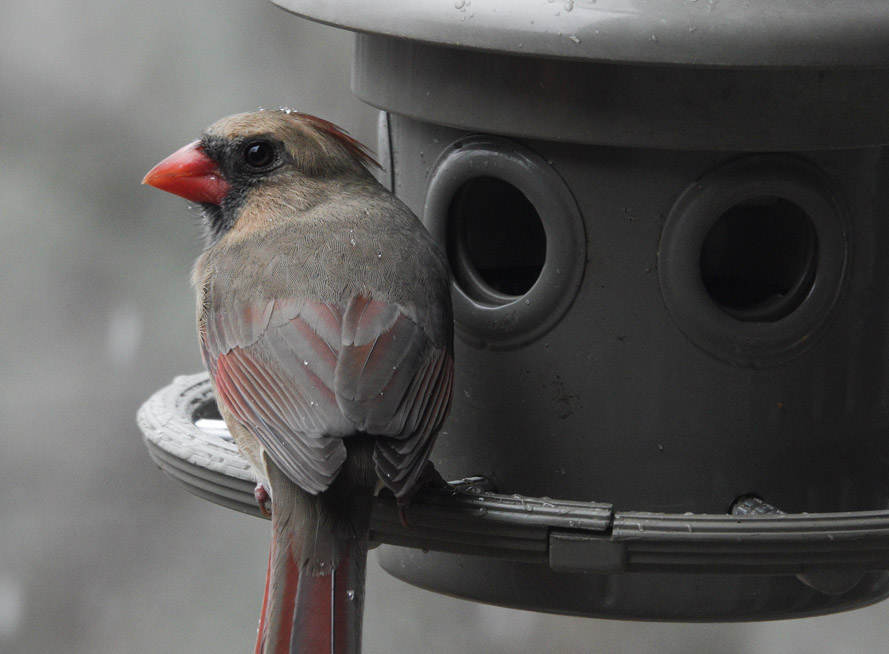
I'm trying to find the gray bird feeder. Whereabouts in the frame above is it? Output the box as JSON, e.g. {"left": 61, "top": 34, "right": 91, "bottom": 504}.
{"left": 139, "top": 0, "right": 889, "bottom": 623}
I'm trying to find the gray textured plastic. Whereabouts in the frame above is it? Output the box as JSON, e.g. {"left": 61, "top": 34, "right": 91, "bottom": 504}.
{"left": 352, "top": 36, "right": 889, "bottom": 151}
{"left": 271, "top": 0, "right": 889, "bottom": 67}
{"left": 356, "top": 61, "right": 889, "bottom": 620}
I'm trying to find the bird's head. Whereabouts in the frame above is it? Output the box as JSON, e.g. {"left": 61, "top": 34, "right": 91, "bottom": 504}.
{"left": 143, "top": 110, "right": 378, "bottom": 244}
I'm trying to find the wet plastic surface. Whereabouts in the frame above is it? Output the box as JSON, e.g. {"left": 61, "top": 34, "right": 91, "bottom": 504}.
{"left": 272, "top": 0, "right": 889, "bottom": 68}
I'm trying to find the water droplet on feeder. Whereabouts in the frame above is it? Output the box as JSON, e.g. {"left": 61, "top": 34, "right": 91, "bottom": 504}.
{"left": 346, "top": 590, "right": 356, "bottom": 600}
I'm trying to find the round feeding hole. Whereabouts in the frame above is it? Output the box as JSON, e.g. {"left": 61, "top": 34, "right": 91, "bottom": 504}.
{"left": 699, "top": 197, "right": 818, "bottom": 322}
{"left": 425, "top": 136, "right": 585, "bottom": 349}
{"left": 447, "top": 176, "right": 546, "bottom": 304}
{"left": 659, "top": 156, "right": 846, "bottom": 365}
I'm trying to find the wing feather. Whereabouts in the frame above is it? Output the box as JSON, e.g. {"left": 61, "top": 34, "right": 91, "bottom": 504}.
{"left": 336, "top": 296, "right": 453, "bottom": 496}
{"left": 204, "top": 293, "right": 452, "bottom": 496}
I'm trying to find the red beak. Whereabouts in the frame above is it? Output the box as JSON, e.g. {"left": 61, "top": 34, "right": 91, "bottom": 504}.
{"left": 142, "top": 140, "right": 230, "bottom": 205}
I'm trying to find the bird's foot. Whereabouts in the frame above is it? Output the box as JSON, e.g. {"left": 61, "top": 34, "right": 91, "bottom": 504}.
{"left": 254, "top": 483, "right": 271, "bottom": 517}
{"left": 396, "top": 462, "right": 449, "bottom": 529}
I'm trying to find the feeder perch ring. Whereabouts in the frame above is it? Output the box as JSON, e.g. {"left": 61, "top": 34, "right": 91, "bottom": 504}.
{"left": 138, "top": 374, "right": 889, "bottom": 589}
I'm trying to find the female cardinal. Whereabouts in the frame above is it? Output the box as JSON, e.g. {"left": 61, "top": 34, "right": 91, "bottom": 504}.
{"left": 143, "top": 110, "right": 454, "bottom": 654}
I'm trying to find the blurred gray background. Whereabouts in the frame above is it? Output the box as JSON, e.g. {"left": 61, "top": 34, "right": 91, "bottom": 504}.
{"left": 1, "top": 1, "right": 888, "bottom": 652}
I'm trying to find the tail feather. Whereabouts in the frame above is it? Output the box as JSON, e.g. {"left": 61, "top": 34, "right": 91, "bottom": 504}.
{"left": 330, "top": 547, "right": 367, "bottom": 654}
{"left": 258, "top": 527, "right": 301, "bottom": 654}
{"left": 255, "top": 549, "right": 272, "bottom": 654}
{"left": 258, "top": 457, "right": 375, "bottom": 654}
{"left": 291, "top": 541, "right": 368, "bottom": 654}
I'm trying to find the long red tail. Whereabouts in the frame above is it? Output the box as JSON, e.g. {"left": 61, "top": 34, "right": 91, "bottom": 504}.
{"left": 256, "top": 528, "right": 301, "bottom": 654}
{"left": 255, "top": 464, "right": 372, "bottom": 654}
{"left": 255, "top": 533, "right": 368, "bottom": 654}
{"left": 290, "top": 541, "right": 368, "bottom": 654}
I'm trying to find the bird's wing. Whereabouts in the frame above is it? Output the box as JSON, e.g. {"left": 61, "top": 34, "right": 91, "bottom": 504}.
{"left": 336, "top": 296, "right": 453, "bottom": 496}
{"left": 202, "top": 295, "right": 452, "bottom": 496}
{"left": 203, "top": 297, "right": 354, "bottom": 494}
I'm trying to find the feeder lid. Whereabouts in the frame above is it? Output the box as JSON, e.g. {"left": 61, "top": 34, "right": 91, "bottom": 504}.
{"left": 272, "top": 0, "right": 889, "bottom": 68}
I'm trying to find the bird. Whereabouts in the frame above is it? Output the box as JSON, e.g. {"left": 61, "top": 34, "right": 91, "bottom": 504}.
{"left": 143, "top": 109, "right": 454, "bottom": 654}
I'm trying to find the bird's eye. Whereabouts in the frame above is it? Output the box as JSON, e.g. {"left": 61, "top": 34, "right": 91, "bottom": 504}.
{"left": 243, "top": 141, "right": 276, "bottom": 169}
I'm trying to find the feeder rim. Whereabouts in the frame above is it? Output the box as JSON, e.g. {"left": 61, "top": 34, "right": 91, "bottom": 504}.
{"left": 271, "top": 0, "right": 889, "bottom": 69}
{"left": 137, "top": 373, "right": 889, "bottom": 579}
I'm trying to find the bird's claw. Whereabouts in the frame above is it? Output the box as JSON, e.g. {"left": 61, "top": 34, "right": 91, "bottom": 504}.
{"left": 396, "top": 498, "right": 414, "bottom": 529}
{"left": 396, "top": 461, "right": 448, "bottom": 529}
{"left": 254, "top": 483, "right": 271, "bottom": 518}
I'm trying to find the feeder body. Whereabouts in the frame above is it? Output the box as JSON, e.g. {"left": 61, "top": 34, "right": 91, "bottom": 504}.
{"left": 270, "top": 0, "right": 889, "bottom": 620}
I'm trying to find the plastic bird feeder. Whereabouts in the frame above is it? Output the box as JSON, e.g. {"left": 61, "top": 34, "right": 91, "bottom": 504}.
{"left": 139, "top": 0, "right": 889, "bottom": 622}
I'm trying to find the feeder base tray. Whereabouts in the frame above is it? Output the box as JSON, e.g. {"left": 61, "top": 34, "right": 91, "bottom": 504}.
{"left": 137, "top": 374, "right": 889, "bottom": 621}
